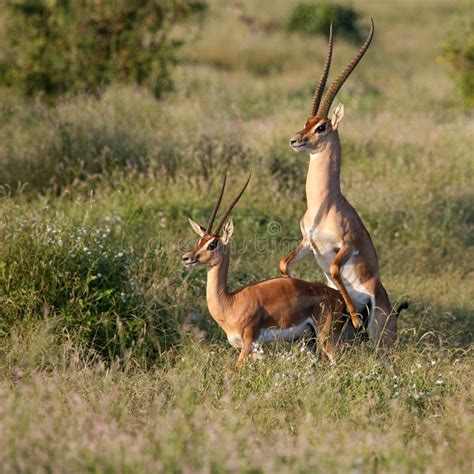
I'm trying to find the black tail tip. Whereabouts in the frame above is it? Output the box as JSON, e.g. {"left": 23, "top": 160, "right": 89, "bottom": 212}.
{"left": 396, "top": 302, "right": 409, "bottom": 315}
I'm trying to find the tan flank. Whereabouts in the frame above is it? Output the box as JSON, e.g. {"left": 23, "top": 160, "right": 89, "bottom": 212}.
{"left": 182, "top": 175, "right": 347, "bottom": 367}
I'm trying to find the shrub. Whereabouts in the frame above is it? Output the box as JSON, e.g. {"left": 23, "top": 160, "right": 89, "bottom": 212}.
{"left": 286, "top": 2, "right": 361, "bottom": 41}
{"left": 0, "top": 0, "right": 205, "bottom": 98}
{"left": 0, "top": 207, "right": 181, "bottom": 361}
{"left": 443, "top": 13, "right": 474, "bottom": 105}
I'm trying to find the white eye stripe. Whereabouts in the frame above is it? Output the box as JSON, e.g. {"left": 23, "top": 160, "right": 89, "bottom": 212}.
{"left": 314, "top": 122, "right": 327, "bottom": 133}
{"left": 206, "top": 239, "right": 218, "bottom": 250}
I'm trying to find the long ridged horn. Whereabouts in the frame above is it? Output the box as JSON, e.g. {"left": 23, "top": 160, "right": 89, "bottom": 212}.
{"left": 310, "top": 21, "right": 334, "bottom": 117}
{"left": 318, "top": 18, "right": 374, "bottom": 118}
{"left": 207, "top": 173, "right": 227, "bottom": 233}
{"left": 213, "top": 173, "right": 251, "bottom": 236}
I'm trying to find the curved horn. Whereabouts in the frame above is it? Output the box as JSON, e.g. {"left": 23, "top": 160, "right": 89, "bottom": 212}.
{"left": 310, "top": 21, "right": 334, "bottom": 117}
{"left": 213, "top": 173, "right": 251, "bottom": 236}
{"left": 318, "top": 18, "right": 374, "bottom": 118}
{"left": 207, "top": 173, "right": 227, "bottom": 233}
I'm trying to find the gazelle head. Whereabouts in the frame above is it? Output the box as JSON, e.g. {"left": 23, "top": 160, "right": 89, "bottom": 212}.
{"left": 290, "top": 20, "right": 374, "bottom": 153}
{"left": 182, "top": 174, "right": 250, "bottom": 269}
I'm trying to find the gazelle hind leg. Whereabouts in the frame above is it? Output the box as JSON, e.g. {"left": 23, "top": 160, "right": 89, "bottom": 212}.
{"left": 367, "top": 284, "right": 397, "bottom": 348}
{"left": 330, "top": 244, "right": 362, "bottom": 329}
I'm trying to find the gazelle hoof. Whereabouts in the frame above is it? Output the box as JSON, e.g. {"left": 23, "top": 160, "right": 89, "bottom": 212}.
{"left": 351, "top": 314, "right": 362, "bottom": 329}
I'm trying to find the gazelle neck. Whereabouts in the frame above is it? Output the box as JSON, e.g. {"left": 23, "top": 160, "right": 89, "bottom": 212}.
{"left": 306, "top": 134, "right": 342, "bottom": 211}
{"left": 206, "top": 248, "right": 232, "bottom": 324}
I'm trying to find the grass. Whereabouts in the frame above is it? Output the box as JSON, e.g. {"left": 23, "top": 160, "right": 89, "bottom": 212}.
{"left": 0, "top": 0, "right": 473, "bottom": 472}
{"left": 1, "top": 325, "right": 472, "bottom": 472}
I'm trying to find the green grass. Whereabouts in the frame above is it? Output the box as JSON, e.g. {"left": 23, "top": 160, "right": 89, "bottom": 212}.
{"left": 0, "top": 0, "right": 473, "bottom": 472}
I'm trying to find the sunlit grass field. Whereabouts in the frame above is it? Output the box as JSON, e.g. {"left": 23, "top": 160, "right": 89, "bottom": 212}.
{"left": 0, "top": 0, "right": 472, "bottom": 472}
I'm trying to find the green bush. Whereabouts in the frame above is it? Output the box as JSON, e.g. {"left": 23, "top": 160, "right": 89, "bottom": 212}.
{"left": 0, "top": 0, "right": 204, "bottom": 98}
{"left": 0, "top": 206, "right": 181, "bottom": 361}
{"left": 443, "top": 13, "right": 474, "bottom": 105}
{"left": 286, "top": 2, "right": 361, "bottom": 41}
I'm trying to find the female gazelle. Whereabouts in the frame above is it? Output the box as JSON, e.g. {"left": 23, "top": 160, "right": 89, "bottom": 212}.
{"left": 182, "top": 174, "right": 348, "bottom": 367}
{"left": 280, "top": 20, "right": 407, "bottom": 347}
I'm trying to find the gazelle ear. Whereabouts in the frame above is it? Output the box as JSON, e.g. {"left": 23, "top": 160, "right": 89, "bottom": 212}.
{"left": 221, "top": 219, "right": 234, "bottom": 244}
{"left": 331, "top": 103, "right": 344, "bottom": 130}
{"left": 188, "top": 218, "right": 206, "bottom": 237}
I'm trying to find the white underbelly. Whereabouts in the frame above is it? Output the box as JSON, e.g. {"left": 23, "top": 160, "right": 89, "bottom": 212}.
{"left": 259, "top": 318, "right": 316, "bottom": 343}
{"left": 226, "top": 318, "right": 316, "bottom": 348}
{"left": 306, "top": 226, "right": 371, "bottom": 311}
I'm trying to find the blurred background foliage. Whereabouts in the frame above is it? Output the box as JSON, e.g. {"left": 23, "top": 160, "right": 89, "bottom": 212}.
{"left": 0, "top": 0, "right": 206, "bottom": 98}
{"left": 286, "top": 2, "right": 361, "bottom": 41}
{"left": 442, "top": 10, "right": 474, "bottom": 106}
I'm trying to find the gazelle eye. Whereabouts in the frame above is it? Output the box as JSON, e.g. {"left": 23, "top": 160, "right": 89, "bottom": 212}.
{"left": 207, "top": 240, "right": 218, "bottom": 251}
{"left": 316, "top": 123, "right": 326, "bottom": 133}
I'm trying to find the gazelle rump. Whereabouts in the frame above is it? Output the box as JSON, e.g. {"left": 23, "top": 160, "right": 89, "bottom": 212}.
{"left": 182, "top": 175, "right": 347, "bottom": 367}
{"left": 280, "top": 20, "right": 407, "bottom": 346}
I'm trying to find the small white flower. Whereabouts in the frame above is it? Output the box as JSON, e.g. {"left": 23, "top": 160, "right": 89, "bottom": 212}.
{"left": 435, "top": 379, "right": 443, "bottom": 385}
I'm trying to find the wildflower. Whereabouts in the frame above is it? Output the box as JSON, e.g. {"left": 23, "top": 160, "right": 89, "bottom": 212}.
{"left": 436, "top": 379, "right": 443, "bottom": 385}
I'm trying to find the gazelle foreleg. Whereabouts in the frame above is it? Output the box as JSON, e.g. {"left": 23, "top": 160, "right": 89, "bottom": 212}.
{"left": 236, "top": 324, "right": 259, "bottom": 368}
{"left": 317, "top": 297, "right": 346, "bottom": 364}
{"left": 330, "top": 244, "right": 362, "bottom": 329}
{"left": 279, "top": 237, "right": 311, "bottom": 277}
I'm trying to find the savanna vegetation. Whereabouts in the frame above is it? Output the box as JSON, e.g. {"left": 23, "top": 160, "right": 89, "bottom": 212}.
{"left": 0, "top": 0, "right": 472, "bottom": 472}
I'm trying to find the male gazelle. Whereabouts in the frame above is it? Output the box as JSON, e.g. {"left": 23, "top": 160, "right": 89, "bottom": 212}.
{"left": 280, "top": 20, "right": 406, "bottom": 346}
{"left": 182, "top": 175, "right": 347, "bottom": 367}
